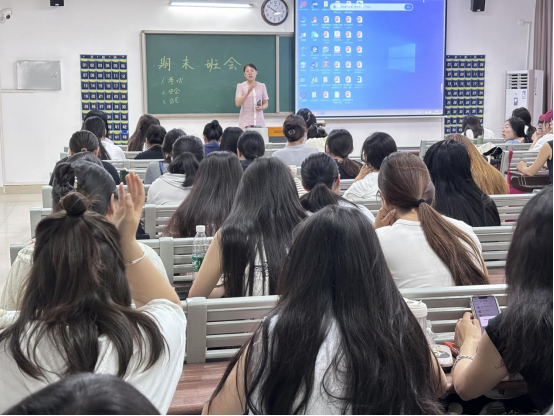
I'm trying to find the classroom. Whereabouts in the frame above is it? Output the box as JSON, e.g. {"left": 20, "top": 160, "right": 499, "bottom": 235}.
{"left": 0, "top": 0, "right": 552, "bottom": 414}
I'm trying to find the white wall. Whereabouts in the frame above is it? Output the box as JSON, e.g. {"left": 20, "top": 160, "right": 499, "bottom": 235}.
{"left": 0, "top": 0, "right": 536, "bottom": 185}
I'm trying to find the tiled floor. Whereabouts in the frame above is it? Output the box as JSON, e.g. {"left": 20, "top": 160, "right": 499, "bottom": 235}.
{"left": 0, "top": 193, "right": 41, "bottom": 292}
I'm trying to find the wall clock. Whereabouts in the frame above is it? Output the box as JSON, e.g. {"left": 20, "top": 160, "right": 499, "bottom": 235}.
{"left": 261, "top": 0, "right": 289, "bottom": 26}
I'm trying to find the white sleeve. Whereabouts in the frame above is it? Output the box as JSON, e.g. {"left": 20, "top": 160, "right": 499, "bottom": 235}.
{"left": 115, "top": 147, "right": 126, "bottom": 160}
{"left": 138, "top": 242, "right": 169, "bottom": 282}
{"left": 356, "top": 204, "right": 375, "bottom": 224}
{"left": 0, "top": 247, "right": 34, "bottom": 311}
{"left": 128, "top": 299, "right": 186, "bottom": 414}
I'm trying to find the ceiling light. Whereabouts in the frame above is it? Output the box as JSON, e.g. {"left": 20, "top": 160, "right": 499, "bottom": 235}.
{"left": 170, "top": 1, "right": 253, "bottom": 7}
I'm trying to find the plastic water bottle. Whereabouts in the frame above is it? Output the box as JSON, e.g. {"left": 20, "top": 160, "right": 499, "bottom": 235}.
{"left": 192, "top": 225, "right": 208, "bottom": 278}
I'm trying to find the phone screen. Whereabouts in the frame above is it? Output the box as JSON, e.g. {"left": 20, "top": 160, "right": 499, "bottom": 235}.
{"left": 471, "top": 296, "right": 500, "bottom": 334}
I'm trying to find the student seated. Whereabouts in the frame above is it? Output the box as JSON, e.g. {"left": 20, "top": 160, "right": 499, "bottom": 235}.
{"left": 219, "top": 127, "right": 243, "bottom": 155}
{"left": 147, "top": 136, "right": 204, "bottom": 206}
{"left": 453, "top": 187, "right": 552, "bottom": 412}
{"left": 271, "top": 115, "right": 318, "bottom": 166}
{"left": 127, "top": 114, "right": 161, "bottom": 152}
{"left": 83, "top": 110, "right": 126, "bottom": 160}
{"left": 530, "top": 109, "right": 553, "bottom": 152}
{"left": 343, "top": 132, "right": 397, "bottom": 200}
{"left": 144, "top": 128, "right": 186, "bottom": 185}
{"left": 296, "top": 108, "right": 327, "bottom": 152}
{"left": 237, "top": 130, "right": 265, "bottom": 171}
{"left": 135, "top": 125, "right": 166, "bottom": 160}
{"left": 0, "top": 174, "right": 185, "bottom": 414}
{"left": 203, "top": 120, "right": 223, "bottom": 155}
{"left": 461, "top": 115, "right": 496, "bottom": 142}
{"left": 49, "top": 131, "right": 121, "bottom": 186}
{"left": 188, "top": 157, "right": 306, "bottom": 298}
{"left": 374, "top": 152, "right": 488, "bottom": 289}
{"left": 449, "top": 134, "right": 509, "bottom": 195}
{"left": 205, "top": 206, "right": 446, "bottom": 414}
{"left": 1, "top": 159, "right": 168, "bottom": 311}
{"left": 5, "top": 373, "right": 159, "bottom": 415}
{"left": 512, "top": 107, "right": 537, "bottom": 139}
{"left": 424, "top": 140, "right": 501, "bottom": 227}
{"left": 325, "top": 129, "right": 362, "bottom": 179}
{"left": 517, "top": 139, "right": 553, "bottom": 184}
{"left": 163, "top": 151, "right": 243, "bottom": 237}
{"left": 300, "top": 153, "right": 374, "bottom": 223}
{"left": 502, "top": 117, "right": 531, "bottom": 144}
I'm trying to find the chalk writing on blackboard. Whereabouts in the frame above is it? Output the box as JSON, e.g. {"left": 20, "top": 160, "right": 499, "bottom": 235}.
{"left": 158, "top": 56, "right": 171, "bottom": 71}
{"left": 182, "top": 57, "right": 194, "bottom": 70}
{"left": 205, "top": 58, "right": 221, "bottom": 72}
{"left": 224, "top": 57, "right": 241, "bottom": 70}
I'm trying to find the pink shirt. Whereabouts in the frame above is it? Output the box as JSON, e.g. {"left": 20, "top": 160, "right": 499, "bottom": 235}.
{"left": 236, "top": 82, "right": 269, "bottom": 129}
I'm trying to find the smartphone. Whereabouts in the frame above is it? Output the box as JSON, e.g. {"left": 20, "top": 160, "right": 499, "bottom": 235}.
{"left": 470, "top": 296, "right": 501, "bottom": 334}
{"left": 257, "top": 100, "right": 262, "bottom": 107}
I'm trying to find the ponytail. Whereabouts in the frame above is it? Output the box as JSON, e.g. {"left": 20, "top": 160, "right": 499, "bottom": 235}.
{"left": 326, "top": 129, "right": 360, "bottom": 178}
{"left": 300, "top": 181, "right": 340, "bottom": 212}
{"left": 379, "top": 152, "right": 489, "bottom": 286}
{"left": 300, "top": 152, "right": 355, "bottom": 213}
{"left": 417, "top": 201, "right": 489, "bottom": 286}
{"left": 169, "top": 152, "right": 199, "bottom": 187}
{"left": 169, "top": 135, "right": 205, "bottom": 188}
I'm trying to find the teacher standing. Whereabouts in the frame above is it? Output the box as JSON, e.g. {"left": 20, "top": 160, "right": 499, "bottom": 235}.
{"left": 235, "top": 63, "right": 269, "bottom": 129}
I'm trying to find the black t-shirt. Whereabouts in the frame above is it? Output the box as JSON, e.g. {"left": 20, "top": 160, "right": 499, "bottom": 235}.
{"left": 547, "top": 141, "right": 553, "bottom": 184}
{"left": 134, "top": 145, "right": 164, "bottom": 160}
{"left": 486, "top": 314, "right": 553, "bottom": 411}
{"left": 336, "top": 158, "right": 362, "bottom": 180}
{"left": 49, "top": 157, "right": 121, "bottom": 186}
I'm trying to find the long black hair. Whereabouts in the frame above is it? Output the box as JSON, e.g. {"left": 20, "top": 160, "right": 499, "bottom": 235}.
{"left": 5, "top": 373, "right": 159, "bottom": 415}
{"left": 220, "top": 157, "right": 307, "bottom": 297}
{"left": 499, "top": 187, "right": 552, "bottom": 399}
{"left": 168, "top": 136, "right": 205, "bottom": 188}
{"left": 163, "top": 152, "right": 243, "bottom": 237}
{"left": 296, "top": 108, "right": 327, "bottom": 138}
{"left": 83, "top": 116, "right": 111, "bottom": 160}
{"left": 145, "top": 125, "right": 166, "bottom": 146}
{"left": 326, "top": 129, "right": 361, "bottom": 178}
{"left": 512, "top": 107, "right": 537, "bottom": 139}
{"left": 211, "top": 206, "right": 443, "bottom": 414}
{"left": 84, "top": 109, "right": 110, "bottom": 138}
{"left": 128, "top": 115, "right": 161, "bottom": 151}
{"left": 162, "top": 128, "right": 186, "bottom": 163}
{"left": 423, "top": 140, "right": 501, "bottom": 227}
{"left": 203, "top": 120, "right": 223, "bottom": 143}
{"left": 0, "top": 192, "right": 167, "bottom": 380}
{"left": 361, "top": 132, "right": 397, "bottom": 170}
{"left": 237, "top": 131, "right": 265, "bottom": 160}
{"left": 300, "top": 152, "right": 354, "bottom": 212}
{"left": 220, "top": 127, "right": 243, "bottom": 155}
{"left": 461, "top": 115, "right": 484, "bottom": 138}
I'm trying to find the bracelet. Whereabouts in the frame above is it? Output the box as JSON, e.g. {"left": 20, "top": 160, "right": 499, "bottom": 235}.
{"left": 125, "top": 249, "right": 147, "bottom": 266}
{"left": 452, "top": 354, "right": 474, "bottom": 371}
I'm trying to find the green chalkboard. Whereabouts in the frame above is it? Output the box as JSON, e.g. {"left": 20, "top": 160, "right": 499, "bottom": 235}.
{"left": 143, "top": 32, "right": 294, "bottom": 115}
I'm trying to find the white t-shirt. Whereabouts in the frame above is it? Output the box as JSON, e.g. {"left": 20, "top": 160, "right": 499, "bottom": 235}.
{"left": 147, "top": 173, "right": 191, "bottom": 206}
{"left": 102, "top": 139, "right": 126, "bottom": 160}
{"left": 250, "top": 317, "right": 348, "bottom": 414}
{"left": 343, "top": 171, "right": 379, "bottom": 200}
{"left": 0, "top": 299, "right": 186, "bottom": 414}
{"left": 0, "top": 242, "right": 169, "bottom": 311}
{"left": 531, "top": 133, "right": 553, "bottom": 152}
{"left": 375, "top": 216, "right": 483, "bottom": 289}
{"left": 305, "top": 200, "right": 375, "bottom": 224}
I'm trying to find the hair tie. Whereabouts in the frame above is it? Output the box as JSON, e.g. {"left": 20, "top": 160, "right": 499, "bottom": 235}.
{"left": 288, "top": 129, "right": 296, "bottom": 135}
{"left": 80, "top": 148, "right": 88, "bottom": 152}
{"left": 416, "top": 199, "right": 426, "bottom": 207}
{"left": 67, "top": 209, "right": 85, "bottom": 219}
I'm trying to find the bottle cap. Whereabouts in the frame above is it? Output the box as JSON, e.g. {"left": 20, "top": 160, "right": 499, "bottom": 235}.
{"left": 196, "top": 225, "right": 206, "bottom": 233}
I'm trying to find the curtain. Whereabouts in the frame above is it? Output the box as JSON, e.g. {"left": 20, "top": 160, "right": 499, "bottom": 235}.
{"left": 533, "top": 0, "right": 553, "bottom": 110}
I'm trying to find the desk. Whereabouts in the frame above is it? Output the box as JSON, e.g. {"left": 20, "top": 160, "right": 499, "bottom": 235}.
{"left": 509, "top": 170, "right": 550, "bottom": 193}
{"left": 168, "top": 362, "right": 526, "bottom": 415}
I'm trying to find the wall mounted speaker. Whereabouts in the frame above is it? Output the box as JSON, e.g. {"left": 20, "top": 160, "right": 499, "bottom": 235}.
{"left": 470, "top": 0, "right": 485, "bottom": 12}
